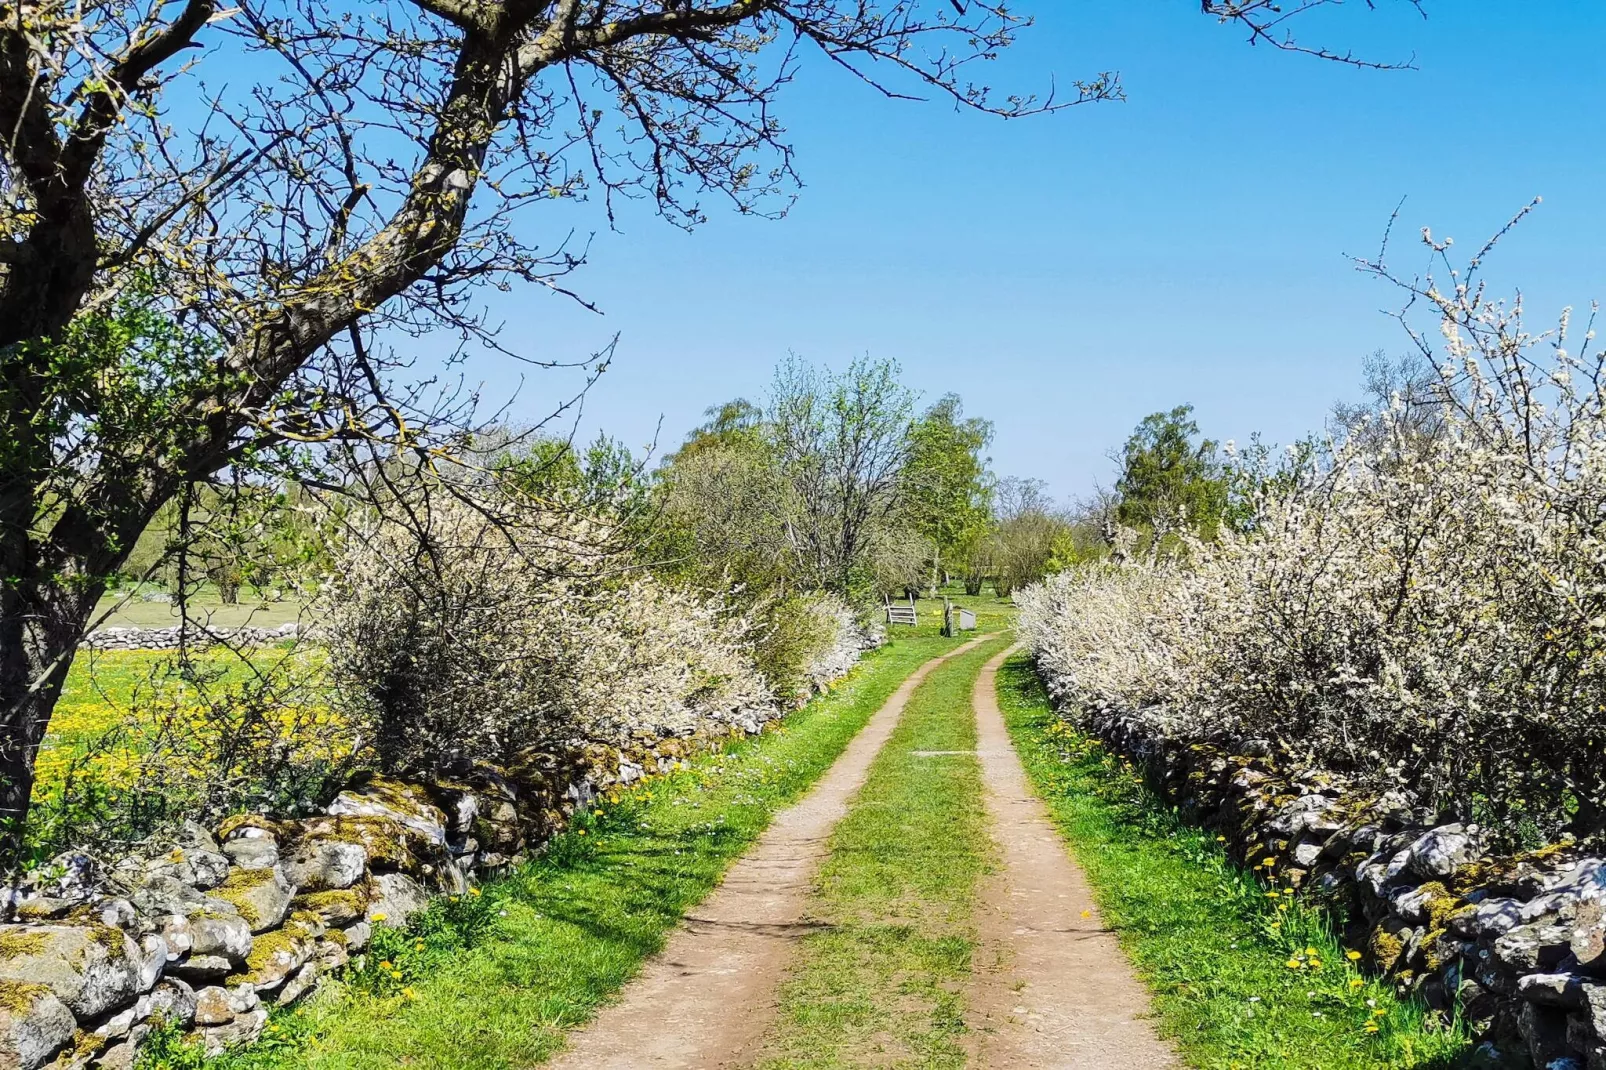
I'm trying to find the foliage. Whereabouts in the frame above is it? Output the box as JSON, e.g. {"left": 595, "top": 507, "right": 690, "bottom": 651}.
{"left": 496, "top": 434, "right": 652, "bottom": 531}
{"left": 656, "top": 418, "right": 794, "bottom": 594}
{"left": 652, "top": 359, "right": 986, "bottom": 615}
{"left": 1113, "top": 404, "right": 1229, "bottom": 543}
{"left": 321, "top": 492, "right": 771, "bottom": 773}
{"left": 27, "top": 645, "right": 348, "bottom": 866}
{"left": 987, "top": 478, "right": 1074, "bottom": 597}
{"left": 749, "top": 592, "right": 856, "bottom": 707}
{"left": 769, "top": 354, "right": 919, "bottom": 599}
{"left": 899, "top": 394, "right": 994, "bottom": 589}
{"left": 1021, "top": 232, "right": 1606, "bottom": 844}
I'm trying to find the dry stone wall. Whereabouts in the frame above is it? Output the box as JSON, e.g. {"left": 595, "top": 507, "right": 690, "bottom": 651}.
{"left": 0, "top": 621, "right": 882, "bottom": 1070}
{"left": 83, "top": 623, "right": 300, "bottom": 652}
{"left": 1074, "top": 694, "right": 1606, "bottom": 1070}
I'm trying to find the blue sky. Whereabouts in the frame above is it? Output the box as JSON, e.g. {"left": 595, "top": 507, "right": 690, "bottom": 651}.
{"left": 465, "top": 1, "right": 1606, "bottom": 500}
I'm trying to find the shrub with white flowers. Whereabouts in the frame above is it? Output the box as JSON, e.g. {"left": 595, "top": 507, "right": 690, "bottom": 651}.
{"left": 1023, "top": 223, "right": 1606, "bottom": 845}
{"left": 323, "top": 494, "right": 772, "bottom": 774}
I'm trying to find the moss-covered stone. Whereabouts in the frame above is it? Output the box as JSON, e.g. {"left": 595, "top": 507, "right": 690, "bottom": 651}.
{"left": 217, "top": 814, "right": 282, "bottom": 842}
{"left": 225, "top": 925, "right": 313, "bottom": 989}
{"left": 292, "top": 888, "right": 366, "bottom": 926}
{"left": 1371, "top": 928, "right": 1406, "bottom": 972}
{"left": 0, "top": 978, "right": 52, "bottom": 1012}
{"left": 0, "top": 931, "right": 50, "bottom": 960}
{"left": 212, "top": 867, "right": 293, "bottom": 931}
{"left": 287, "top": 815, "right": 418, "bottom": 872}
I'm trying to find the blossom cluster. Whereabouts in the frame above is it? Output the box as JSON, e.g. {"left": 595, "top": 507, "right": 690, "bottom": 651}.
{"left": 1022, "top": 266, "right": 1606, "bottom": 843}
{"left": 321, "top": 496, "right": 784, "bottom": 774}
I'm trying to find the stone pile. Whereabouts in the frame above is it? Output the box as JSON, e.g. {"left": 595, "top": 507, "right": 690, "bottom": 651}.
{"left": 1084, "top": 698, "right": 1606, "bottom": 1069}
{"left": 0, "top": 720, "right": 782, "bottom": 1068}
{"left": 84, "top": 623, "right": 300, "bottom": 651}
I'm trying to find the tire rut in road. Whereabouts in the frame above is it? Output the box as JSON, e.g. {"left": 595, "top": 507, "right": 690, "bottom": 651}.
{"left": 965, "top": 646, "right": 1178, "bottom": 1069}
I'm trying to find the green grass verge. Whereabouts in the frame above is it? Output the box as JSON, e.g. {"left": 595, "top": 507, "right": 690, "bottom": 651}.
{"left": 751, "top": 637, "right": 1012, "bottom": 1069}
{"left": 139, "top": 635, "right": 969, "bottom": 1070}
{"left": 994, "top": 654, "right": 1471, "bottom": 1070}
{"left": 890, "top": 586, "right": 1017, "bottom": 641}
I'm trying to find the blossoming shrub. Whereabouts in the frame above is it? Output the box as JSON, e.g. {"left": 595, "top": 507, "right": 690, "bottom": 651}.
{"left": 1022, "top": 269, "right": 1606, "bottom": 846}
{"left": 749, "top": 591, "right": 863, "bottom": 706}
{"left": 322, "top": 497, "right": 773, "bottom": 774}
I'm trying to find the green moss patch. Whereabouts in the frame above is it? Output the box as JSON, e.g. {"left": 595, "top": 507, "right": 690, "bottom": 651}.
{"left": 0, "top": 930, "right": 51, "bottom": 960}
{"left": 0, "top": 979, "right": 54, "bottom": 1012}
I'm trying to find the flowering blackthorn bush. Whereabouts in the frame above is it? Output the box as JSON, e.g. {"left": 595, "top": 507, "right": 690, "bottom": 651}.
{"left": 323, "top": 496, "right": 772, "bottom": 773}
{"left": 1023, "top": 227, "right": 1606, "bottom": 844}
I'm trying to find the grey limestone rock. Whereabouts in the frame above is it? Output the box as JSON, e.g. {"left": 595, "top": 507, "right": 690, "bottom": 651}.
{"left": 0, "top": 982, "right": 75, "bottom": 1070}
{"left": 365, "top": 873, "right": 429, "bottom": 929}
{"left": 281, "top": 841, "right": 366, "bottom": 893}
{"left": 221, "top": 837, "right": 279, "bottom": 872}
{"left": 0, "top": 924, "right": 143, "bottom": 1019}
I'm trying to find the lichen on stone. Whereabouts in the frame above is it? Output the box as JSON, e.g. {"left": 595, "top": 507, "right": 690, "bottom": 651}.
{"left": 1370, "top": 928, "right": 1405, "bottom": 972}
{"left": 0, "top": 978, "right": 52, "bottom": 1012}
{"left": 0, "top": 930, "right": 50, "bottom": 959}
{"left": 218, "top": 814, "right": 281, "bottom": 841}
{"left": 294, "top": 889, "right": 365, "bottom": 918}
{"left": 212, "top": 867, "right": 281, "bottom": 927}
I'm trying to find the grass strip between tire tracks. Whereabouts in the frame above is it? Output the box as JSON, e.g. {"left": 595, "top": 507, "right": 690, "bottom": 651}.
{"left": 751, "top": 637, "right": 1013, "bottom": 1069}
{"left": 138, "top": 635, "right": 971, "bottom": 1070}
{"left": 994, "top": 653, "right": 1472, "bottom": 1070}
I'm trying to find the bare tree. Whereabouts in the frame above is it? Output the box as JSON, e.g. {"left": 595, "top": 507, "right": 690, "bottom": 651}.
{"left": 0, "top": 0, "right": 1420, "bottom": 871}
{"left": 770, "top": 354, "right": 914, "bottom": 595}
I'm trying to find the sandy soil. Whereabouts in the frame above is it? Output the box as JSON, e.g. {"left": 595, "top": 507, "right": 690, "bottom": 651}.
{"left": 964, "top": 645, "right": 1178, "bottom": 1069}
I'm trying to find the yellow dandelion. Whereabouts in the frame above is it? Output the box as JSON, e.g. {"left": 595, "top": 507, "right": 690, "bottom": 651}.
{"left": 1346, "top": 950, "right": 1362, "bottom": 961}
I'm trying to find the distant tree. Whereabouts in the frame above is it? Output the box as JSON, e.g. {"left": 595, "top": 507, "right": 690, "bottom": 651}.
{"left": 657, "top": 425, "right": 794, "bottom": 594}
{"left": 1114, "top": 405, "right": 1229, "bottom": 542}
{"left": 770, "top": 355, "right": 916, "bottom": 598}
{"left": 671, "top": 401, "right": 767, "bottom": 462}
{"left": 900, "top": 395, "right": 994, "bottom": 593}
{"left": 1329, "top": 351, "right": 1452, "bottom": 465}
{"left": 989, "top": 478, "right": 1070, "bottom": 597}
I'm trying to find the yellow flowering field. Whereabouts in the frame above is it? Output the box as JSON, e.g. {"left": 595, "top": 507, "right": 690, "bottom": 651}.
{"left": 34, "top": 645, "right": 353, "bottom": 825}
